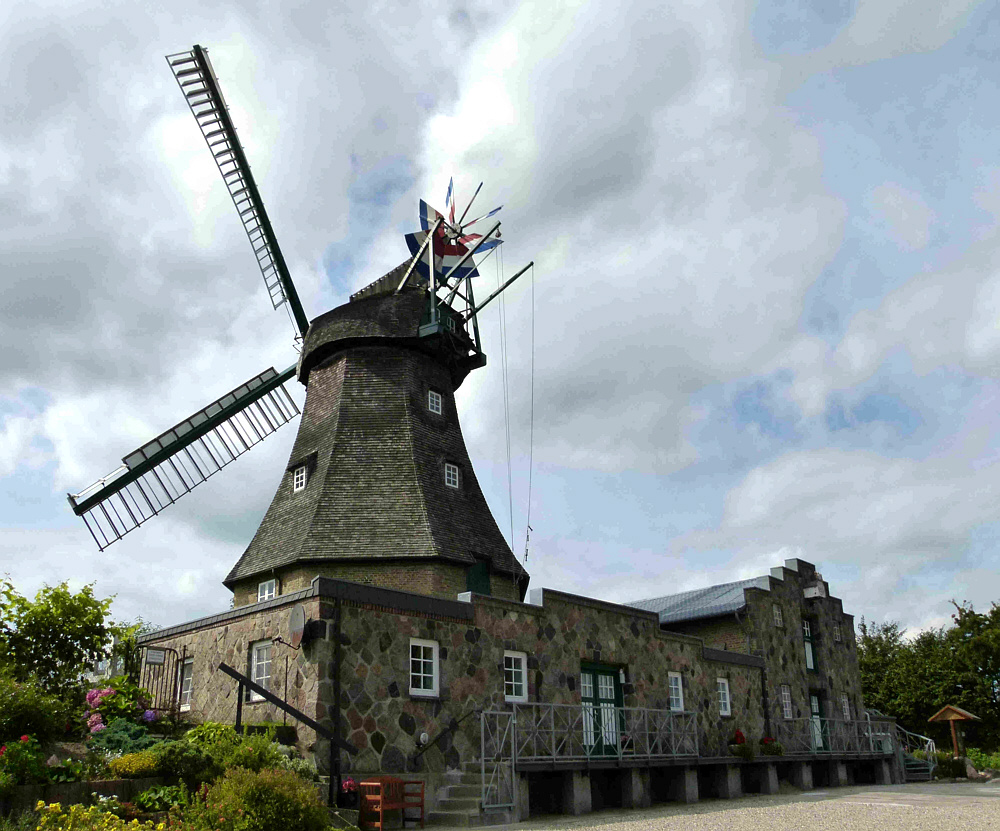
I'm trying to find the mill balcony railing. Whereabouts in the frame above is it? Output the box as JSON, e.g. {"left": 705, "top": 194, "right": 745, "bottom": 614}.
{"left": 770, "top": 716, "right": 897, "bottom": 756}
{"left": 509, "top": 702, "right": 698, "bottom": 763}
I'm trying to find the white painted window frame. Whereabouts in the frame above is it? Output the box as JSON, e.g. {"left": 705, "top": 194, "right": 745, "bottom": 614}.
{"left": 834, "top": 623, "right": 842, "bottom": 642}
{"left": 292, "top": 465, "right": 307, "bottom": 492}
{"left": 178, "top": 658, "right": 193, "bottom": 712}
{"left": 773, "top": 604, "right": 783, "bottom": 627}
{"left": 409, "top": 638, "right": 439, "bottom": 698}
{"left": 250, "top": 640, "right": 272, "bottom": 702}
{"left": 841, "top": 695, "right": 851, "bottom": 720}
{"left": 257, "top": 579, "right": 276, "bottom": 603}
{"left": 444, "top": 462, "right": 460, "bottom": 489}
{"left": 504, "top": 650, "right": 528, "bottom": 703}
{"left": 428, "top": 389, "right": 443, "bottom": 415}
{"left": 781, "top": 684, "right": 793, "bottom": 719}
{"left": 717, "top": 677, "right": 731, "bottom": 716}
{"left": 668, "top": 671, "right": 684, "bottom": 712}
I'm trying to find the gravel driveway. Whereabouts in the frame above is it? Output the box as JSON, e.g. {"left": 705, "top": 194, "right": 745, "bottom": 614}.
{"left": 435, "top": 781, "right": 1000, "bottom": 831}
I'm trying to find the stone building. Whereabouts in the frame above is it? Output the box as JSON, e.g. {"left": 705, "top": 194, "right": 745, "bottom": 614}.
{"left": 628, "top": 558, "right": 867, "bottom": 762}
{"left": 136, "top": 266, "right": 901, "bottom": 823}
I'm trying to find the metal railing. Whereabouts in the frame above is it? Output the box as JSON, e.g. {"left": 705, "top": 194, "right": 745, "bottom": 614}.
{"left": 510, "top": 702, "right": 698, "bottom": 762}
{"left": 893, "top": 722, "right": 937, "bottom": 778}
{"left": 770, "top": 716, "right": 897, "bottom": 755}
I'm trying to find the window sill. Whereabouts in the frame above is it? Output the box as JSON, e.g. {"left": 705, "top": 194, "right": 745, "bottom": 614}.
{"left": 409, "top": 691, "right": 440, "bottom": 700}
{"left": 505, "top": 696, "right": 528, "bottom": 705}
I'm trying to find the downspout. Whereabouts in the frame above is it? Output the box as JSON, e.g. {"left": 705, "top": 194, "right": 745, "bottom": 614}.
{"left": 333, "top": 594, "right": 342, "bottom": 804}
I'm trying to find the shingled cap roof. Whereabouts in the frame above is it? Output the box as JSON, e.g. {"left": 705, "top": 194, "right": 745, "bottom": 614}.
{"left": 225, "top": 264, "right": 527, "bottom": 594}
{"left": 627, "top": 576, "right": 771, "bottom": 624}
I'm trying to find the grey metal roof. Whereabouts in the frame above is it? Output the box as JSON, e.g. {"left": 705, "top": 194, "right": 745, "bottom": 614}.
{"left": 626, "top": 575, "right": 771, "bottom": 624}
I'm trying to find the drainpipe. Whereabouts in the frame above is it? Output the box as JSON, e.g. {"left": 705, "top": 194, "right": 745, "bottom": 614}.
{"left": 331, "top": 595, "right": 342, "bottom": 806}
{"left": 761, "top": 666, "right": 772, "bottom": 739}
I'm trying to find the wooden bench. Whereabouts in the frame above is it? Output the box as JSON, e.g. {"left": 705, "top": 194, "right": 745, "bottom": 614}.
{"left": 359, "top": 775, "right": 425, "bottom": 830}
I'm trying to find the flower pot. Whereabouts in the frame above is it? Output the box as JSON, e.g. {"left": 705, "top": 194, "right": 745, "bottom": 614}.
{"left": 338, "top": 791, "right": 358, "bottom": 809}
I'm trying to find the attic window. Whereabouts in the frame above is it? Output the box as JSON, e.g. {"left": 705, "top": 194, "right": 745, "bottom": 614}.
{"left": 292, "top": 465, "right": 307, "bottom": 492}
{"left": 444, "top": 462, "right": 460, "bottom": 489}
{"left": 428, "top": 390, "right": 442, "bottom": 414}
{"left": 257, "top": 579, "right": 276, "bottom": 602}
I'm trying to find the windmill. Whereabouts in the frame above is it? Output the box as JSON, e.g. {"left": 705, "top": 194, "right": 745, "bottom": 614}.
{"left": 69, "top": 45, "right": 532, "bottom": 601}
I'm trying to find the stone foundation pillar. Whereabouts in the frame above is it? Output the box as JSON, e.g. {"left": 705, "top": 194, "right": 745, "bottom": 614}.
{"left": 563, "top": 770, "right": 591, "bottom": 815}
{"left": 714, "top": 764, "right": 742, "bottom": 799}
{"left": 667, "top": 767, "right": 698, "bottom": 803}
{"left": 622, "top": 768, "right": 650, "bottom": 809}
{"left": 875, "top": 759, "right": 891, "bottom": 785}
{"left": 759, "top": 763, "right": 779, "bottom": 794}
{"left": 514, "top": 772, "right": 530, "bottom": 822}
{"left": 790, "top": 761, "right": 813, "bottom": 790}
{"left": 829, "top": 761, "right": 849, "bottom": 787}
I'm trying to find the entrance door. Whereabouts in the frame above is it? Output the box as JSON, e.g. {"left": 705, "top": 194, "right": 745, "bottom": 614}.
{"left": 580, "top": 664, "right": 623, "bottom": 756}
{"left": 810, "top": 694, "right": 827, "bottom": 751}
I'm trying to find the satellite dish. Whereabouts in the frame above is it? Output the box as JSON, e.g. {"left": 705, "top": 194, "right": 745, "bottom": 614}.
{"left": 289, "top": 604, "right": 307, "bottom": 648}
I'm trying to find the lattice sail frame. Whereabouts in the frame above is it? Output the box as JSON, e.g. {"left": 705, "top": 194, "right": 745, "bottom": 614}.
{"left": 70, "top": 367, "right": 299, "bottom": 550}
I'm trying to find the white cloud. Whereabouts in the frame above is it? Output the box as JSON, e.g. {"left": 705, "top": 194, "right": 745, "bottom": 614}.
{"left": 869, "top": 182, "right": 935, "bottom": 250}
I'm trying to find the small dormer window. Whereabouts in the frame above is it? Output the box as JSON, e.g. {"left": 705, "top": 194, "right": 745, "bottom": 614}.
{"left": 444, "top": 462, "right": 460, "bottom": 489}
{"left": 292, "top": 465, "right": 307, "bottom": 492}
{"left": 258, "top": 579, "right": 276, "bottom": 602}
{"left": 428, "top": 390, "right": 442, "bottom": 415}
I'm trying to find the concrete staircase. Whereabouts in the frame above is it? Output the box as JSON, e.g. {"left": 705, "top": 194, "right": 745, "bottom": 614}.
{"left": 428, "top": 762, "right": 512, "bottom": 827}
{"left": 903, "top": 754, "right": 934, "bottom": 781}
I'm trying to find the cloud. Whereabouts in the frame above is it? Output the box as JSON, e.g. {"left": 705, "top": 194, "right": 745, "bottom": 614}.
{"left": 869, "top": 182, "right": 935, "bottom": 250}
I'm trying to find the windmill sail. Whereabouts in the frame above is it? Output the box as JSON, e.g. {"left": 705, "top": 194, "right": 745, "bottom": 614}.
{"left": 69, "top": 366, "right": 300, "bottom": 551}
{"left": 165, "top": 45, "right": 309, "bottom": 336}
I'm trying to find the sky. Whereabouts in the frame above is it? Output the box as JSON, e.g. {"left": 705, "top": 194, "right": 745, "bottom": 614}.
{"left": 2, "top": 0, "right": 999, "bottom": 640}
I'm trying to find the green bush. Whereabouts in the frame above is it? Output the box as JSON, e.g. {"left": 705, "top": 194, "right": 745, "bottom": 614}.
{"left": 34, "top": 801, "right": 161, "bottom": 830}
{"left": 276, "top": 755, "right": 318, "bottom": 782}
{"left": 84, "top": 676, "right": 155, "bottom": 735}
{"left": 968, "top": 747, "right": 1000, "bottom": 771}
{"left": 151, "top": 740, "right": 220, "bottom": 790}
{"left": 931, "top": 751, "right": 967, "bottom": 779}
{"left": 87, "top": 717, "right": 157, "bottom": 756}
{"left": 219, "top": 732, "right": 284, "bottom": 773}
{"left": 0, "top": 672, "right": 72, "bottom": 744}
{"left": 728, "top": 742, "right": 755, "bottom": 760}
{"left": 134, "top": 782, "right": 189, "bottom": 811}
{"left": 183, "top": 722, "right": 241, "bottom": 751}
{"left": 179, "top": 767, "right": 328, "bottom": 831}
{"left": 108, "top": 750, "right": 159, "bottom": 778}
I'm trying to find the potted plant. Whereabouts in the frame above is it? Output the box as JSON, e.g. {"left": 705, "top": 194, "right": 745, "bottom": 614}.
{"left": 759, "top": 736, "right": 784, "bottom": 756}
{"left": 727, "top": 729, "right": 755, "bottom": 760}
{"left": 338, "top": 775, "right": 358, "bottom": 809}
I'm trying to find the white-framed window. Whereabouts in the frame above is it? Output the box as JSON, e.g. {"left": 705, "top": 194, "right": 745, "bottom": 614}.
{"left": 428, "top": 389, "right": 442, "bottom": 414}
{"left": 834, "top": 623, "right": 842, "bottom": 642}
{"left": 409, "top": 638, "right": 439, "bottom": 698}
{"left": 504, "top": 650, "right": 528, "bottom": 703}
{"left": 444, "top": 462, "right": 460, "bottom": 489}
{"left": 292, "top": 465, "right": 307, "bottom": 492}
{"left": 257, "top": 579, "right": 276, "bottom": 603}
{"left": 781, "top": 684, "right": 793, "bottom": 719}
{"left": 668, "top": 672, "right": 684, "bottom": 712}
{"left": 773, "top": 604, "right": 783, "bottom": 627}
{"left": 717, "top": 677, "right": 731, "bottom": 716}
{"left": 802, "top": 620, "right": 811, "bottom": 638}
{"left": 841, "top": 695, "right": 851, "bottom": 720}
{"left": 250, "top": 640, "right": 271, "bottom": 701}
{"left": 178, "top": 658, "right": 193, "bottom": 712}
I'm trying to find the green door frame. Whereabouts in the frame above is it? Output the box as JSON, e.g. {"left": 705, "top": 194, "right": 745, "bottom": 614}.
{"left": 580, "top": 661, "right": 624, "bottom": 756}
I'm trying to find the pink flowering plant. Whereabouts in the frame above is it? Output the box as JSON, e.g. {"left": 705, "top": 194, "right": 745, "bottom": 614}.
{"left": 83, "top": 676, "right": 154, "bottom": 735}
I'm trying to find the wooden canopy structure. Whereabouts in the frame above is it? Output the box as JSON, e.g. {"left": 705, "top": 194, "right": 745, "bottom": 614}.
{"left": 929, "top": 704, "right": 980, "bottom": 758}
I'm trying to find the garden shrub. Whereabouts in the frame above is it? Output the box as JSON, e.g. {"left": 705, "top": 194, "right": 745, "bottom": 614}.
{"left": 183, "top": 767, "right": 328, "bottom": 831}
{"left": 931, "top": 751, "right": 967, "bottom": 778}
{"left": 88, "top": 718, "right": 158, "bottom": 756}
{"left": 150, "top": 741, "right": 220, "bottom": 790}
{"left": 33, "top": 801, "right": 164, "bottom": 831}
{"left": 134, "top": 783, "right": 189, "bottom": 812}
{"left": 0, "top": 735, "right": 48, "bottom": 793}
{"left": 183, "top": 723, "right": 241, "bottom": 752}
{"left": 108, "top": 751, "right": 159, "bottom": 779}
{"left": 968, "top": 747, "right": 1000, "bottom": 771}
{"left": 0, "top": 672, "right": 72, "bottom": 744}
{"left": 276, "top": 755, "right": 318, "bottom": 782}
{"left": 218, "top": 732, "right": 284, "bottom": 773}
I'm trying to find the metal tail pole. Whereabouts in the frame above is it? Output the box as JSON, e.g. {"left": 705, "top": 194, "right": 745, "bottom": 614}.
{"left": 458, "top": 182, "right": 483, "bottom": 226}
{"left": 466, "top": 275, "right": 481, "bottom": 351}
{"left": 464, "top": 262, "right": 533, "bottom": 321}
{"left": 396, "top": 217, "right": 443, "bottom": 293}
{"left": 429, "top": 221, "right": 437, "bottom": 325}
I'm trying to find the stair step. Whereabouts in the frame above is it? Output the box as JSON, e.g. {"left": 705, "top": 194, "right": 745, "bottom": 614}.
{"left": 437, "top": 797, "right": 480, "bottom": 812}
{"left": 442, "top": 784, "right": 481, "bottom": 799}
{"left": 428, "top": 810, "right": 476, "bottom": 827}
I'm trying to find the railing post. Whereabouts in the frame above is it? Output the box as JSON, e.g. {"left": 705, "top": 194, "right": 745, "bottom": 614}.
{"left": 235, "top": 681, "right": 243, "bottom": 734}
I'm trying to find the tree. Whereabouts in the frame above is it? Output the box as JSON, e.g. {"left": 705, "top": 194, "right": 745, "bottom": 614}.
{"left": 0, "top": 576, "right": 116, "bottom": 697}
{"left": 947, "top": 601, "right": 1000, "bottom": 749}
